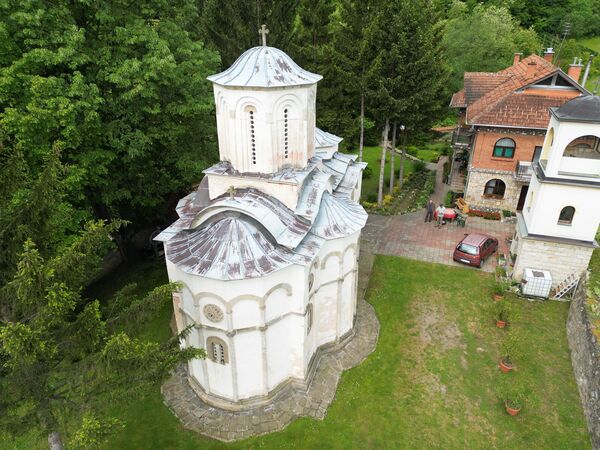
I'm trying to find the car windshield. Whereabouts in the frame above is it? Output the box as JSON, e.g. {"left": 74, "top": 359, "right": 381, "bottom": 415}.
{"left": 458, "top": 243, "right": 479, "bottom": 255}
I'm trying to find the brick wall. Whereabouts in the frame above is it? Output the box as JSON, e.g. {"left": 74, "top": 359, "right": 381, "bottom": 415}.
{"left": 471, "top": 130, "right": 544, "bottom": 171}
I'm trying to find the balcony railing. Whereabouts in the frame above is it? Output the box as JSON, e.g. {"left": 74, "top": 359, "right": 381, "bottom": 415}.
{"left": 451, "top": 129, "right": 473, "bottom": 147}
{"left": 515, "top": 160, "right": 533, "bottom": 181}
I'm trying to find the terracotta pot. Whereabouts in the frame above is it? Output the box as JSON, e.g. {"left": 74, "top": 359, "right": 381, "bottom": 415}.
{"left": 493, "top": 294, "right": 504, "bottom": 302}
{"left": 499, "top": 358, "right": 513, "bottom": 373}
{"left": 496, "top": 319, "right": 507, "bottom": 328}
{"left": 505, "top": 401, "right": 521, "bottom": 416}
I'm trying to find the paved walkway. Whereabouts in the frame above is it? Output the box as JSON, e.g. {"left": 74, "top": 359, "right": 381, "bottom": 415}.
{"left": 376, "top": 156, "right": 515, "bottom": 272}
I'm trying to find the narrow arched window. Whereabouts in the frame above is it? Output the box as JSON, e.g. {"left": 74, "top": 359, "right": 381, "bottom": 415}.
{"left": 206, "top": 337, "right": 228, "bottom": 365}
{"left": 558, "top": 206, "right": 575, "bottom": 225}
{"left": 247, "top": 108, "right": 257, "bottom": 165}
{"left": 283, "top": 108, "right": 289, "bottom": 159}
{"left": 483, "top": 179, "right": 506, "bottom": 197}
{"left": 306, "top": 303, "right": 313, "bottom": 335}
{"left": 493, "top": 138, "right": 515, "bottom": 158}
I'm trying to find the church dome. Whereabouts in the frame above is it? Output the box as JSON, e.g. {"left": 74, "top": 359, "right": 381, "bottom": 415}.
{"left": 553, "top": 95, "right": 600, "bottom": 123}
{"left": 207, "top": 46, "right": 322, "bottom": 88}
{"left": 166, "top": 215, "right": 304, "bottom": 280}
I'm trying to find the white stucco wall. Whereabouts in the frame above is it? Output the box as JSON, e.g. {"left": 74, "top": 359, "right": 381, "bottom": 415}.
{"left": 213, "top": 84, "right": 317, "bottom": 174}
{"left": 523, "top": 177, "right": 600, "bottom": 242}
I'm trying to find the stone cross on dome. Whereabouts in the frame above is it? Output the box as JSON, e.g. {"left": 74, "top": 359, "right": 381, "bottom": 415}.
{"left": 259, "top": 24, "right": 269, "bottom": 46}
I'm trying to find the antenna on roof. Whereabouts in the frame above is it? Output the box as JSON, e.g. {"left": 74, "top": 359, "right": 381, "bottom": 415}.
{"left": 553, "top": 21, "right": 571, "bottom": 64}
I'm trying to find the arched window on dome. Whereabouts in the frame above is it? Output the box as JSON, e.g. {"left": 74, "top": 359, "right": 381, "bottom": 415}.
{"left": 563, "top": 135, "right": 600, "bottom": 160}
{"left": 492, "top": 138, "right": 516, "bottom": 158}
{"left": 283, "top": 108, "right": 289, "bottom": 159}
{"left": 558, "top": 206, "right": 575, "bottom": 225}
{"left": 245, "top": 106, "right": 257, "bottom": 166}
{"left": 483, "top": 179, "right": 506, "bottom": 198}
{"left": 207, "top": 337, "right": 228, "bottom": 365}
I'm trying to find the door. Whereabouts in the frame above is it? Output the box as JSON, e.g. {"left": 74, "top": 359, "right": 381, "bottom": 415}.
{"left": 516, "top": 185, "right": 529, "bottom": 211}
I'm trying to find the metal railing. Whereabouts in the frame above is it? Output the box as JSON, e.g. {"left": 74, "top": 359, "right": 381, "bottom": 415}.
{"left": 451, "top": 129, "right": 473, "bottom": 147}
{"left": 515, "top": 160, "right": 533, "bottom": 181}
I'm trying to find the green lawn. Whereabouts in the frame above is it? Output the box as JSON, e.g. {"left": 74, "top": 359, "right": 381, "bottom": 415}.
{"left": 5, "top": 256, "right": 589, "bottom": 449}
{"left": 347, "top": 145, "right": 414, "bottom": 202}
{"left": 578, "top": 36, "right": 600, "bottom": 53}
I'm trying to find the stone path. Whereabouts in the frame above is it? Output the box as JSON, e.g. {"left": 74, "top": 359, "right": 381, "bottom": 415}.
{"left": 161, "top": 217, "right": 385, "bottom": 442}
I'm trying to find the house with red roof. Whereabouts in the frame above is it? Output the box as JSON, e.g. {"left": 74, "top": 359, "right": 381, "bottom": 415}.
{"left": 450, "top": 49, "right": 588, "bottom": 212}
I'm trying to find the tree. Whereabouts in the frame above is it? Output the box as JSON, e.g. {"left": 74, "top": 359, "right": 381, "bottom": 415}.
{"left": 0, "top": 0, "right": 220, "bottom": 228}
{"left": 0, "top": 221, "right": 204, "bottom": 449}
{"left": 365, "top": 0, "right": 449, "bottom": 205}
{"left": 443, "top": 2, "right": 540, "bottom": 91}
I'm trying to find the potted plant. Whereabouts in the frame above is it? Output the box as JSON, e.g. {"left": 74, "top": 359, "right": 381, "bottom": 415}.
{"left": 492, "top": 278, "right": 508, "bottom": 301}
{"left": 500, "top": 379, "right": 527, "bottom": 416}
{"left": 499, "top": 332, "right": 522, "bottom": 373}
{"left": 492, "top": 300, "right": 512, "bottom": 328}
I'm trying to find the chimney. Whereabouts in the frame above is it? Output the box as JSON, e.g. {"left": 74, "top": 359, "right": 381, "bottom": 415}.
{"left": 543, "top": 48, "right": 554, "bottom": 63}
{"left": 567, "top": 57, "right": 584, "bottom": 83}
{"left": 513, "top": 52, "right": 522, "bottom": 65}
{"left": 526, "top": 60, "right": 537, "bottom": 77}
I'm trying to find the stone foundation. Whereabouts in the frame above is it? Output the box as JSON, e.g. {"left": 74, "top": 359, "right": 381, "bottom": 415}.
{"left": 567, "top": 277, "right": 599, "bottom": 448}
{"left": 512, "top": 231, "right": 594, "bottom": 287}
{"left": 465, "top": 168, "right": 523, "bottom": 211}
{"left": 161, "top": 297, "right": 379, "bottom": 441}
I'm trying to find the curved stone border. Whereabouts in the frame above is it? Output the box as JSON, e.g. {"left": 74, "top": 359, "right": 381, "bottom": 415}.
{"left": 161, "top": 298, "right": 380, "bottom": 442}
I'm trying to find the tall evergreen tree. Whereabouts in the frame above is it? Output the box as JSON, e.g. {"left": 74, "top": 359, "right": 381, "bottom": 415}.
{"left": 364, "top": 0, "right": 449, "bottom": 205}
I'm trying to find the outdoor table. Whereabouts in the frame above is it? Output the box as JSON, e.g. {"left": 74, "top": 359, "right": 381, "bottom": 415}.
{"left": 434, "top": 208, "right": 458, "bottom": 221}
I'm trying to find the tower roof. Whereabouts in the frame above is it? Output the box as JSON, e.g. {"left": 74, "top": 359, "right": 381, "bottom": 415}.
{"left": 207, "top": 46, "right": 322, "bottom": 88}
{"left": 552, "top": 95, "right": 600, "bottom": 123}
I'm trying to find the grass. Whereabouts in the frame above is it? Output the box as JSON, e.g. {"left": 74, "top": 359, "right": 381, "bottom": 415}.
{"left": 347, "top": 145, "right": 414, "bottom": 202}
{"left": 5, "top": 257, "right": 589, "bottom": 449}
{"left": 578, "top": 36, "right": 600, "bottom": 53}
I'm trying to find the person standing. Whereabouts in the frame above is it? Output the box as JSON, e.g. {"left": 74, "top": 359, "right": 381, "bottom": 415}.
{"left": 435, "top": 203, "right": 446, "bottom": 228}
{"left": 425, "top": 199, "right": 435, "bottom": 222}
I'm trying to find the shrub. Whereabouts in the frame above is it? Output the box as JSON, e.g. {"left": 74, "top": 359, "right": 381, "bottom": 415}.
{"left": 499, "top": 377, "right": 528, "bottom": 410}
{"left": 500, "top": 332, "right": 522, "bottom": 366}
{"left": 413, "top": 160, "right": 427, "bottom": 172}
{"left": 366, "top": 192, "right": 377, "bottom": 203}
{"left": 502, "top": 209, "right": 516, "bottom": 218}
{"left": 407, "top": 145, "right": 418, "bottom": 156}
{"left": 362, "top": 166, "right": 373, "bottom": 180}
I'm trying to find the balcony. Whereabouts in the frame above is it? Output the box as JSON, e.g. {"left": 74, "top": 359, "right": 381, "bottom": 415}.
{"left": 515, "top": 160, "right": 533, "bottom": 182}
{"left": 451, "top": 129, "right": 473, "bottom": 148}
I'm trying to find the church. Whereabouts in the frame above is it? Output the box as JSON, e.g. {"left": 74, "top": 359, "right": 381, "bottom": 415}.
{"left": 155, "top": 28, "right": 368, "bottom": 411}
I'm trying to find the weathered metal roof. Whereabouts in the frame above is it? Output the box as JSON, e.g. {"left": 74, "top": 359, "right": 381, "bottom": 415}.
{"left": 207, "top": 46, "right": 322, "bottom": 88}
{"left": 311, "top": 192, "right": 368, "bottom": 239}
{"left": 295, "top": 171, "right": 333, "bottom": 221}
{"left": 191, "top": 188, "right": 311, "bottom": 249}
{"left": 166, "top": 215, "right": 310, "bottom": 280}
{"left": 552, "top": 94, "right": 600, "bottom": 123}
{"left": 335, "top": 163, "right": 366, "bottom": 196}
{"left": 204, "top": 160, "right": 315, "bottom": 185}
{"left": 315, "top": 128, "right": 343, "bottom": 148}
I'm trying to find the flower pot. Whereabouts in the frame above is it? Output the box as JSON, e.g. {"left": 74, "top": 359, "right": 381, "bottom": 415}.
{"left": 499, "top": 358, "right": 513, "bottom": 373}
{"left": 505, "top": 401, "right": 522, "bottom": 416}
{"left": 496, "top": 319, "right": 507, "bottom": 328}
{"left": 493, "top": 293, "right": 504, "bottom": 302}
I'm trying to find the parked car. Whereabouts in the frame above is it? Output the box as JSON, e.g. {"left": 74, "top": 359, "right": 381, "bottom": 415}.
{"left": 453, "top": 233, "right": 498, "bottom": 268}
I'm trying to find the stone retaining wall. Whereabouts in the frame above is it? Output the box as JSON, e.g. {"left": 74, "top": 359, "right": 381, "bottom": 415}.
{"left": 567, "top": 277, "right": 600, "bottom": 449}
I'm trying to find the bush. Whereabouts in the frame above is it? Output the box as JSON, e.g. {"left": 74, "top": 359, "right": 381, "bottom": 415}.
{"left": 468, "top": 209, "right": 501, "bottom": 220}
{"left": 366, "top": 192, "right": 377, "bottom": 203}
{"left": 413, "top": 160, "right": 427, "bottom": 172}
{"left": 444, "top": 191, "right": 454, "bottom": 208}
{"left": 502, "top": 209, "right": 516, "bottom": 218}
{"left": 407, "top": 145, "right": 418, "bottom": 157}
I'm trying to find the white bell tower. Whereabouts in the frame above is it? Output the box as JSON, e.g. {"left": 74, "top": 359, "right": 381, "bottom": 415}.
{"left": 207, "top": 25, "right": 321, "bottom": 174}
{"left": 512, "top": 95, "right": 600, "bottom": 287}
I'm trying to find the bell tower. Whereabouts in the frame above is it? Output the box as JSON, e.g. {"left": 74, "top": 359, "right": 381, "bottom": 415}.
{"left": 512, "top": 95, "right": 600, "bottom": 287}
{"left": 207, "top": 26, "right": 321, "bottom": 174}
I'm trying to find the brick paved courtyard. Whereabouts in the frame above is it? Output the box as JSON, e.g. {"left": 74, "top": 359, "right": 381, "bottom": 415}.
{"left": 377, "top": 211, "right": 515, "bottom": 272}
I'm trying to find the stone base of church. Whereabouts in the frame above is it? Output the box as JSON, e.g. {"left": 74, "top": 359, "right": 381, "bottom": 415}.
{"left": 161, "top": 297, "right": 380, "bottom": 442}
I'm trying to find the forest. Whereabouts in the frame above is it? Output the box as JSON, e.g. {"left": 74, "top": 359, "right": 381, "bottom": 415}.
{"left": 1, "top": 0, "right": 599, "bottom": 447}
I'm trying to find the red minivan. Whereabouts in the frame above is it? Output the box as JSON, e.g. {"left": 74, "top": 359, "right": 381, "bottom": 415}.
{"left": 453, "top": 233, "right": 498, "bottom": 268}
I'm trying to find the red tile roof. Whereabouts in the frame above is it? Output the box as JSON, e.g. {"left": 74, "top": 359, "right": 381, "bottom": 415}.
{"left": 452, "top": 54, "right": 585, "bottom": 128}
